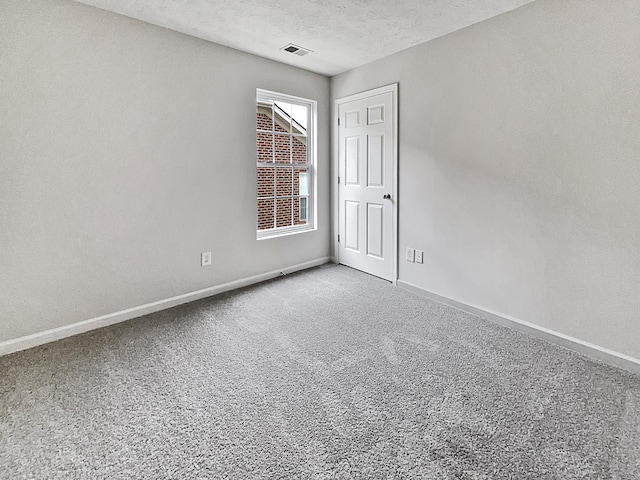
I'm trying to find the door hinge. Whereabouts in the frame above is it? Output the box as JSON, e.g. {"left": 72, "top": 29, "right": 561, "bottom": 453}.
{"left": 337, "top": 234, "right": 340, "bottom": 243}
{"left": 338, "top": 176, "right": 340, "bottom": 184}
{"left": 338, "top": 117, "right": 340, "bottom": 126}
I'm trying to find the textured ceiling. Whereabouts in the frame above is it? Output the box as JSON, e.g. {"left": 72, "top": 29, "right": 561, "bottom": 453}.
{"left": 73, "top": 0, "right": 537, "bottom": 76}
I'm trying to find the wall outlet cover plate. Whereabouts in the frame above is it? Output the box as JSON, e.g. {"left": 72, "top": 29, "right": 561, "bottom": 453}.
{"left": 406, "top": 247, "right": 415, "bottom": 262}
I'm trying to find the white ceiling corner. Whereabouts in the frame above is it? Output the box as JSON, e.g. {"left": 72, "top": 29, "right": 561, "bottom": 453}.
{"left": 73, "top": 0, "right": 538, "bottom": 76}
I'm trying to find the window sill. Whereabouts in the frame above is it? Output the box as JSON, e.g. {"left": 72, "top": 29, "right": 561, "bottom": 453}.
{"left": 257, "top": 224, "right": 315, "bottom": 240}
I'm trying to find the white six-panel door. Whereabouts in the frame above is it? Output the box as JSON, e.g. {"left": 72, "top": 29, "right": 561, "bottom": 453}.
{"left": 337, "top": 86, "right": 397, "bottom": 281}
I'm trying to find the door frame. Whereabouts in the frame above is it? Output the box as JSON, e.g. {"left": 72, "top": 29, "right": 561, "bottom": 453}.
{"left": 333, "top": 83, "right": 399, "bottom": 284}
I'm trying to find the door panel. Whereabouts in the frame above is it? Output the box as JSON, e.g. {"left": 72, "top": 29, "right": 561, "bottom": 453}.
{"left": 338, "top": 87, "right": 396, "bottom": 281}
{"left": 345, "top": 137, "right": 360, "bottom": 186}
{"left": 345, "top": 201, "right": 360, "bottom": 252}
{"left": 367, "top": 104, "right": 385, "bottom": 124}
{"left": 367, "top": 134, "right": 384, "bottom": 187}
{"left": 367, "top": 203, "right": 384, "bottom": 258}
{"left": 345, "top": 110, "right": 361, "bottom": 128}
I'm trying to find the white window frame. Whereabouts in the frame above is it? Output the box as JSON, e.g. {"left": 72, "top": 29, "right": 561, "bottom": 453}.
{"left": 256, "top": 89, "right": 317, "bottom": 239}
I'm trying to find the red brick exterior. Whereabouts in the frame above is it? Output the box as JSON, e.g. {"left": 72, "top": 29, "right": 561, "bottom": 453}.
{"left": 257, "top": 109, "right": 309, "bottom": 231}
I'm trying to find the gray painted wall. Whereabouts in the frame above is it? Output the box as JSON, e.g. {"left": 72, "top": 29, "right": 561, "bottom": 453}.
{"left": 0, "top": 0, "right": 330, "bottom": 343}
{"left": 332, "top": 0, "right": 640, "bottom": 359}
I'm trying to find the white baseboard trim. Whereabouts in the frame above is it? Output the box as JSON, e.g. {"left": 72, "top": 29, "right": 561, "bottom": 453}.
{"left": 0, "top": 257, "right": 331, "bottom": 357}
{"left": 397, "top": 280, "right": 640, "bottom": 376}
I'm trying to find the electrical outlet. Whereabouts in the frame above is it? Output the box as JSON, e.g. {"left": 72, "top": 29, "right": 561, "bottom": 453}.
{"left": 201, "top": 251, "right": 212, "bottom": 267}
{"left": 415, "top": 250, "right": 423, "bottom": 264}
{"left": 406, "top": 247, "right": 415, "bottom": 263}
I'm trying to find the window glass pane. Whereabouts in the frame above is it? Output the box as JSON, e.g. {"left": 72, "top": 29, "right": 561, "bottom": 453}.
{"left": 292, "top": 136, "right": 306, "bottom": 164}
{"left": 276, "top": 167, "right": 293, "bottom": 197}
{"left": 256, "top": 100, "right": 274, "bottom": 131}
{"left": 276, "top": 198, "right": 293, "bottom": 228}
{"left": 273, "top": 102, "right": 292, "bottom": 133}
{"left": 257, "top": 132, "right": 273, "bottom": 163}
{"left": 257, "top": 198, "right": 274, "bottom": 230}
{"left": 294, "top": 167, "right": 309, "bottom": 196}
{"left": 291, "top": 104, "right": 308, "bottom": 133}
{"left": 257, "top": 167, "right": 274, "bottom": 198}
{"left": 274, "top": 134, "right": 291, "bottom": 164}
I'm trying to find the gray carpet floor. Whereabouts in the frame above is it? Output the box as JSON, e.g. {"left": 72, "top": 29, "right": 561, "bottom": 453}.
{"left": 1, "top": 265, "right": 639, "bottom": 479}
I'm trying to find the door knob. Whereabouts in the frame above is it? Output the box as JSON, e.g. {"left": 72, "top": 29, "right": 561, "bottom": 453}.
{"left": 383, "top": 193, "right": 392, "bottom": 200}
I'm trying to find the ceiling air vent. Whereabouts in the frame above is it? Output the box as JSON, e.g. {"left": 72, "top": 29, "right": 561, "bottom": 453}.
{"left": 280, "top": 43, "right": 312, "bottom": 57}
